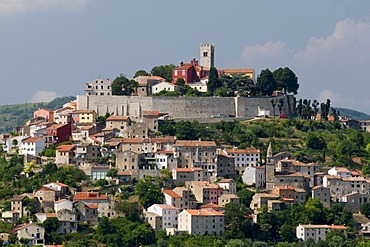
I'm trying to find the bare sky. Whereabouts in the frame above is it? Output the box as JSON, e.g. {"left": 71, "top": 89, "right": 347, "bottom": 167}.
{"left": 1, "top": 0, "right": 370, "bottom": 113}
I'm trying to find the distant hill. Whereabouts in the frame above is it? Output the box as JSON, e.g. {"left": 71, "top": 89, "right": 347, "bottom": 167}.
{"left": 0, "top": 96, "right": 76, "bottom": 134}
{"left": 334, "top": 107, "right": 370, "bottom": 120}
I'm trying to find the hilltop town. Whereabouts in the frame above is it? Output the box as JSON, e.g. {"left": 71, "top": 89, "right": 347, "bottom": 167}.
{"left": 1, "top": 45, "right": 370, "bottom": 246}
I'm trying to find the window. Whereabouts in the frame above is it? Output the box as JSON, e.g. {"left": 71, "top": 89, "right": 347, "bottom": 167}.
{"left": 182, "top": 70, "right": 186, "bottom": 76}
{"left": 174, "top": 70, "right": 178, "bottom": 76}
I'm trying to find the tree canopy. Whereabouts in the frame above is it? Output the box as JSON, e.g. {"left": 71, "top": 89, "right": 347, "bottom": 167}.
{"left": 150, "top": 64, "right": 176, "bottom": 82}
{"left": 256, "top": 69, "right": 277, "bottom": 96}
{"left": 273, "top": 67, "right": 299, "bottom": 94}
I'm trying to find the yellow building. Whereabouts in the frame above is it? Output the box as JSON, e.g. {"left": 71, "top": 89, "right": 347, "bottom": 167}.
{"left": 72, "top": 110, "right": 97, "bottom": 124}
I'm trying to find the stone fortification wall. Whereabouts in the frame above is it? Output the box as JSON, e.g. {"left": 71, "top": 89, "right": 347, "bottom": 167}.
{"left": 152, "top": 96, "right": 235, "bottom": 119}
{"left": 77, "top": 94, "right": 296, "bottom": 119}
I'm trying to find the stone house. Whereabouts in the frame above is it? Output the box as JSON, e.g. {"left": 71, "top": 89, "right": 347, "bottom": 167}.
{"left": 224, "top": 148, "right": 261, "bottom": 174}
{"left": 218, "top": 194, "right": 240, "bottom": 207}
{"left": 172, "top": 168, "right": 204, "bottom": 182}
{"left": 55, "top": 145, "right": 76, "bottom": 165}
{"left": 185, "top": 181, "right": 224, "bottom": 204}
{"left": 15, "top": 222, "right": 45, "bottom": 246}
{"left": 296, "top": 224, "right": 347, "bottom": 243}
{"left": 242, "top": 166, "right": 265, "bottom": 189}
{"left": 311, "top": 186, "right": 331, "bottom": 208}
{"left": 73, "top": 201, "right": 98, "bottom": 225}
{"left": 162, "top": 187, "right": 196, "bottom": 210}
{"left": 218, "top": 179, "right": 237, "bottom": 194}
{"left": 105, "top": 115, "right": 131, "bottom": 137}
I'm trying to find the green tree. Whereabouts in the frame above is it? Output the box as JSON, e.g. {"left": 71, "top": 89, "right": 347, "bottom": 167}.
{"left": 306, "top": 133, "right": 327, "bottom": 150}
{"left": 106, "top": 168, "right": 118, "bottom": 178}
{"left": 175, "top": 78, "right": 186, "bottom": 87}
{"left": 277, "top": 98, "right": 285, "bottom": 117}
{"left": 273, "top": 67, "right": 299, "bottom": 94}
{"left": 224, "top": 202, "right": 253, "bottom": 239}
{"left": 134, "top": 177, "right": 163, "bottom": 208}
{"left": 114, "top": 201, "right": 141, "bottom": 222}
{"left": 256, "top": 68, "right": 277, "bottom": 96}
{"left": 111, "top": 74, "right": 129, "bottom": 95}
{"left": 207, "top": 67, "right": 221, "bottom": 95}
{"left": 360, "top": 203, "right": 370, "bottom": 217}
{"left": 151, "top": 64, "right": 176, "bottom": 82}
{"left": 134, "top": 69, "right": 149, "bottom": 78}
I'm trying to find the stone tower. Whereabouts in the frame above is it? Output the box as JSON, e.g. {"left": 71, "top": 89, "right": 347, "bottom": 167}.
{"left": 200, "top": 43, "right": 214, "bottom": 68}
{"left": 265, "top": 142, "right": 275, "bottom": 190}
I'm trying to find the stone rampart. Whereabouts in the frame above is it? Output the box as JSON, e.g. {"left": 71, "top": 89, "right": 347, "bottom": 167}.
{"left": 77, "top": 94, "right": 296, "bottom": 120}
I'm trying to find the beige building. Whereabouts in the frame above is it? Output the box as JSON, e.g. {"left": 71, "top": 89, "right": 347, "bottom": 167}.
{"left": 296, "top": 224, "right": 347, "bottom": 243}
{"left": 311, "top": 186, "right": 331, "bottom": 208}
{"left": 105, "top": 115, "right": 131, "bottom": 137}
{"left": 116, "top": 150, "right": 142, "bottom": 178}
{"left": 172, "top": 168, "right": 204, "bottom": 182}
{"left": 178, "top": 209, "right": 224, "bottom": 236}
{"left": 142, "top": 111, "right": 160, "bottom": 132}
{"left": 55, "top": 145, "right": 76, "bottom": 165}
{"left": 224, "top": 148, "right": 261, "bottom": 174}
{"left": 163, "top": 187, "right": 197, "bottom": 210}
{"left": 85, "top": 78, "right": 112, "bottom": 96}
{"left": 146, "top": 204, "right": 181, "bottom": 230}
{"left": 185, "top": 181, "right": 224, "bottom": 204}
{"left": 218, "top": 194, "right": 240, "bottom": 207}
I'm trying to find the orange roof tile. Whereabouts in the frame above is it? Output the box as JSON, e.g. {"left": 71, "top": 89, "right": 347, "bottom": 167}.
{"left": 185, "top": 209, "right": 224, "bottom": 216}
{"left": 56, "top": 145, "right": 75, "bottom": 152}
{"left": 22, "top": 136, "right": 43, "bottom": 143}
{"left": 87, "top": 204, "right": 98, "bottom": 209}
{"left": 174, "top": 140, "right": 216, "bottom": 147}
{"left": 163, "top": 190, "right": 181, "bottom": 198}
{"left": 106, "top": 115, "right": 130, "bottom": 121}
{"left": 201, "top": 203, "right": 223, "bottom": 208}
{"left": 225, "top": 148, "right": 260, "bottom": 154}
{"left": 73, "top": 192, "right": 108, "bottom": 201}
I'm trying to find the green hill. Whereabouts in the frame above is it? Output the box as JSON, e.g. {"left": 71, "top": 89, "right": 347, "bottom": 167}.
{"left": 0, "top": 96, "right": 76, "bottom": 134}
{"left": 335, "top": 107, "right": 370, "bottom": 120}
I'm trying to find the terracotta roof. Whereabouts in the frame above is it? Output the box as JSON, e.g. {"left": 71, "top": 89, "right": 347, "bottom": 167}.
{"left": 56, "top": 145, "right": 75, "bottom": 152}
{"left": 106, "top": 115, "right": 130, "bottom": 121}
{"left": 47, "top": 123, "right": 68, "bottom": 130}
{"left": 174, "top": 168, "right": 203, "bottom": 172}
{"left": 73, "top": 192, "right": 108, "bottom": 201}
{"left": 46, "top": 213, "right": 57, "bottom": 218}
{"left": 174, "top": 140, "right": 217, "bottom": 147}
{"left": 37, "top": 187, "right": 54, "bottom": 192}
{"left": 312, "top": 185, "right": 324, "bottom": 190}
{"left": 218, "top": 68, "right": 254, "bottom": 74}
{"left": 201, "top": 203, "right": 223, "bottom": 208}
{"left": 143, "top": 111, "right": 159, "bottom": 116}
{"left": 22, "top": 136, "right": 43, "bottom": 143}
{"left": 163, "top": 190, "right": 181, "bottom": 198}
{"left": 220, "top": 194, "right": 239, "bottom": 199}
{"left": 225, "top": 148, "right": 260, "bottom": 154}
{"left": 299, "top": 224, "right": 346, "bottom": 229}
{"left": 335, "top": 167, "right": 351, "bottom": 173}
{"left": 351, "top": 171, "right": 361, "bottom": 176}
{"left": 184, "top": 209, "right": 224, "bottom": 216}
{"left": 152, "top": 204, "right": 179, "bottom": 210}
{"left": 87, "top": 204, "right": 98, "bottom": 209}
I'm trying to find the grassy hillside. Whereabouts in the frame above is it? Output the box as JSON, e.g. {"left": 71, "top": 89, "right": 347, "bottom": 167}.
{"left": 0, "top": 96, "right": 76, "bottom": 134}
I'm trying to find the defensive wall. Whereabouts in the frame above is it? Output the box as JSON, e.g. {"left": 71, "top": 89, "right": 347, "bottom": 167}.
{"left": 76, "top": 94, "right": 296, "bottom": 120}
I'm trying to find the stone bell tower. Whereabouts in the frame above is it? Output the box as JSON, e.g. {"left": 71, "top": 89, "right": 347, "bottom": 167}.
{"left": 200, "top": 43, "right": 214, "bottom": 68}
{"left": 265, "top": 142, "right": 275, "bottom": 190}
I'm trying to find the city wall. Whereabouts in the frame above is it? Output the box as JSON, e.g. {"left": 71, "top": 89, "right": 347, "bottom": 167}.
{"left": 77, "top": 95, "right": 296, "bottom": 120}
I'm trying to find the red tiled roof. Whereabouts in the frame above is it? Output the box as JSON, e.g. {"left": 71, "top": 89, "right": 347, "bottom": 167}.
{"left": 106, "top": 115, "right": 130, "bottom": 121}
{"left": 73, "top": 192, "right": 108, "bottom": 201}
{"left": 185, "top": 209, "right": 224, "bottom": 216}
{"left": 174, "top": 140, "right": 217, "bottom": 147}
{"left": 22, "top": 136, "right": 43, "bottom": 143}
{"left": 163, "top": 190, "right": 181, "bottom": 198}
{"left": 87, "top": 204, "right": 98, "bottom": 209}
{"left": 201, "top": 203, "right": 223, "bottom": 208}
{"left": 56, "top": 145, "right": 75, "bottom": 152}
{"left": 143, "top": 111, "right": 159, "bottom": 116}
{"left": 225, "top": 148, "right": 260, "bottom": 154}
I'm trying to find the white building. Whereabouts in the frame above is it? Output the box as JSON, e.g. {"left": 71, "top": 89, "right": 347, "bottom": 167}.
{"left": 178, "top": 209, "right": 224, "bottom": 236}
{"left": 20, "top": 137, "right": 45, "bottom": 156}
{"left": 218, "top": 179, "right": 236, "bottom": 194}
{"left": 85, "top": 78, "right": 112, "bottom": 96}
{"left": 188, "top": 81, "right": 207, "bottom": 93}
{"left": 224, "top": 148, "right": 261, "bottom": 174}
{"left": 242, "top": 166, "right": 266, "bottom": 189}
{"left": 146, "top": 204, "right": 180, "bottom": 229}
{"left": 296, "top": 224, "right": 347, "bottom": 243}
{"left": 152, "top": 81, "right": 177, "bottom": 94}
{"left": 328, "top": 167, "right": 351, "bottom": 178}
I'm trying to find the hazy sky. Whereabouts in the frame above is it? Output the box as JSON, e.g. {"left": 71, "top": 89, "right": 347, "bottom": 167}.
{"left": 1, "top": 0, "right": 370, "bottom": 113}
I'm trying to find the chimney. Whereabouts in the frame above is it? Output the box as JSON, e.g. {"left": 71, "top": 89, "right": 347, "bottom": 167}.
{"left": 180, "top": 61, "right": 184, "bottom": 66}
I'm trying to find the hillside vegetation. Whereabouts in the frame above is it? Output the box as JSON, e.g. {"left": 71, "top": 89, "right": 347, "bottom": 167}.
{"left": 0, "top": 96, "right": 76, "bottom": 134}
{"left": 160, "top": 118, "right": 370, "bottom": 170}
